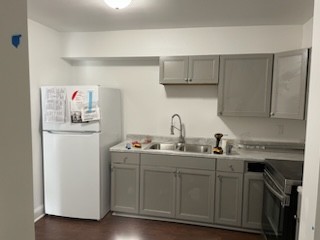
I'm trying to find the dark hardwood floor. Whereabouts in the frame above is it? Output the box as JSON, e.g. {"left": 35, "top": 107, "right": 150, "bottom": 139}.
{"left": 35, "top": 213, "right": 264, "bottom": 240}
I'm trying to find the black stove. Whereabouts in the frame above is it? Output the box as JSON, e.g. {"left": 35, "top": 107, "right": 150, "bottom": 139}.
{"left": 262, "top": 159, "right": 304, "bottom": 240}
{"left": 265, "top": 159, "right": 303, "bottom": 194}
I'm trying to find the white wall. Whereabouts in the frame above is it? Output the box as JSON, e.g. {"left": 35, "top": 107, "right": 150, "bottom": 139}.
{"left": 28, "top": 20, "right": 72, "bottom": 220}
{"left": 71, "top": 62, "right": 306, "bottom": 142}
{"left": 0, "top": 1, "right": 34, "bottom": 240}
{"left": 62, "top": 25, "right": 304, "bottom": 57}
{"left": 302, "top": 18, "right": 313, "bottom": 48}
{"left": 67, "top": 25, "right": 307, "bottom": 142}
{"left": 300, "top": 1, "right": 320, "bottom": 239}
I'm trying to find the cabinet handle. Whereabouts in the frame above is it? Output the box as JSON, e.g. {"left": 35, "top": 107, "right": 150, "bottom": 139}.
{"left": 189, "top": 78, "right": 192, "bottom": 82}
{"left": 228, "top": 164, "right": 234, "bottom": 171}
{"left": 174, "top": 170, "right": 181, "bottom": 177}
{"left": 270, "top": 112, "right": 275, "bottom": 116}
{"left": 123, "top": 157, "right": 128, "bottom": 163}
{"left": 185, "top": 78, "right": 188, "bottom": 82}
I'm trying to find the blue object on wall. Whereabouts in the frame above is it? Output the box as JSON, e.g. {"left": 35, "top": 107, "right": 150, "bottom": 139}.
{"left": 12, "top": 34, "right": 22, "bottom": 48}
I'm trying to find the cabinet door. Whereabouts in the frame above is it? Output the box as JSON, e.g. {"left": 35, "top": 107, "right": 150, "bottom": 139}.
{"left": 271, "top": 49, "right": 308, "bottom": 120}
{"left": 111, "top": 152, "right": 140, "bottom": 164}
{"left": 111, "top": 164, "right": 139, "bottom": 214}
{"left": 242, "top": 172, "right": 264, "bottom": 230}
{"left": 188, "top": 55, "right": 219, "bottom": 84}
{"left": 139, "top": 166, "right": 176, "bottom": 218}
{"left": 215, "top": 171, "right": 243, "bottom": 227}
{"left": 218, "top": 54, "right": 273, "bottom": 117}
{"left": 159, "top": 56, "right": 189, "bottom": 84}
{"left": 176, "top": 169, "right": 215, "bottom": 223}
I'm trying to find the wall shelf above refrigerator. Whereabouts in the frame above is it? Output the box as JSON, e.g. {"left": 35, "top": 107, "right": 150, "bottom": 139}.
{"left": 62, "top": 57, "right": 160, "bottom": 66}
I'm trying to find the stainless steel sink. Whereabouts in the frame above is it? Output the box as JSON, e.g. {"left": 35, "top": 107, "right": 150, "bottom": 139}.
{"left": 148, "top": 143, "right": 176, "bottom": 151}
{"left": 147, "top": 142, "right": 212, "bottom": 154}
{"left": 176, "top": 143, "right": 211, "bottom": 154}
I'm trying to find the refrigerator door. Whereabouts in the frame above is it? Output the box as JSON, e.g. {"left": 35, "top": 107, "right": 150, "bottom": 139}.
{"left": 43, "top": 131, "right": 101, "bottom": 220}
{"left": 41, "top": 85, "right": 100, "bottom": 132}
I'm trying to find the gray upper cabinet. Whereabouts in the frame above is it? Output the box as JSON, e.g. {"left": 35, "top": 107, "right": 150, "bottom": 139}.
{"left": 160, "top": 55, "right": 219, "bottom": 85}
{"left": 271, "top": 49, "right": 309, "bottom": 120}
{"left": 188, "top": 56, "right": 219, "bottom": 84}
{"left": 160, "top": 56, "right": 188, "bottom": 84}
{"left": 218, "top": 54, "right": 273, "bottom": 117}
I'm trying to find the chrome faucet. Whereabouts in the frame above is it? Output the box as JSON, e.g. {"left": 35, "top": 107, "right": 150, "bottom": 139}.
{"left": 170, "top": 114, "right": 185, "bottom": 143}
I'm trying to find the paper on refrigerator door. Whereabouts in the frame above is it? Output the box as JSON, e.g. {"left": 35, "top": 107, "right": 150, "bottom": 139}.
{"left": 43, "top": 87, "right": 67, "bottom": 123}
{"left": 70, "top": 89, "right": 100, "bottom": 123}
{"left": 70, "top": 90, "right": 85, "bottom": 123}
{"left": 81, "top": 103, "right": 100, "bottom": 122}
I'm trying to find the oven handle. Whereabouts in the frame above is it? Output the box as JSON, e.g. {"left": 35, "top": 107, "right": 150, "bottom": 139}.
{"left": 264, "top": 175, "right": 290, "bottom": 207}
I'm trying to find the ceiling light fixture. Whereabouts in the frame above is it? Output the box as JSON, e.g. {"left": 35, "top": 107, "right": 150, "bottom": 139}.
{"left": 104, "top": 0, "right": 132, "bottom": 10}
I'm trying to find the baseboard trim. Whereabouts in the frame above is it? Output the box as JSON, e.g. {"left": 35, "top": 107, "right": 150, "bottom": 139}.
{"left": 112, "top": 212, "right": 261, "bottom": 234}
{"left": 34, "top": 205, "right": 45, "bottom": 222}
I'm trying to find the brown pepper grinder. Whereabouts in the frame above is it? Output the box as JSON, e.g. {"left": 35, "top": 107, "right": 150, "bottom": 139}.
{"left": 213, "top": 133, "right": 223, "bottom": 154}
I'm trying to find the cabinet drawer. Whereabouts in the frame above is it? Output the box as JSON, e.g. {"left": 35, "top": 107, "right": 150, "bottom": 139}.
{"left": 111, "top": 152, "right": 140, "bottom": 165}
{"left": 141, "top": 154, "right": 215, "bottom": 170}
{"left": 217, "top": 159, "right": 244, "bottom": 173}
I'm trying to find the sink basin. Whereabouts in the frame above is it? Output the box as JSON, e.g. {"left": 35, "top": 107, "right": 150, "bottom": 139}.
{"left": 148, "top": 143, "right": 176, "bottom": 151}
{"left": 147, "top": 142, "right": 212, "bottom": 154}
{"left": 176, "top": 143, "right": 212, "bottom": 154}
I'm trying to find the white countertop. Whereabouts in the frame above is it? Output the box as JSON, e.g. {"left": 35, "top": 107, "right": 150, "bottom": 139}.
{"left": 110, "top": 141, "right": 304, "bottom": 162}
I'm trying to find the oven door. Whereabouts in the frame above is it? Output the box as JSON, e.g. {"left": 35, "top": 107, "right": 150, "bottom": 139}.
{"left": 262, "top": 170, "right": 290, "bottom": 240}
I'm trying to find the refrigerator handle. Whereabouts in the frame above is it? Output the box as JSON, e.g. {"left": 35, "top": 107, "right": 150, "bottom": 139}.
{"left": 46, "top": 131, "right": 100, "bottom": 135}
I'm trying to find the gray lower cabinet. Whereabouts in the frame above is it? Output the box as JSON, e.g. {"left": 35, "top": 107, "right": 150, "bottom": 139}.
{"left": 271, "top": 48, "right": 309, "bottom": 120}
{"left": 139, "top": 166, "right": 215, "bottom": 223}
{"left": 215, "top": 171, "right": 243, "bottom": 227}
{"left": 112, "top": 151, "right": 265, "bottom": 231}
{"left": 139, "top": 166, "right": 176, "bottom": 218}
{"left": 215, "top": 159, "right": 244, "bottom": 227}
{"left": 218, "top": 54, "right": 273, "bottom": 117}
{"left": 176, "top": 168, "right": 215, "bottom": 223}
{"left": 139, "top": 154, "right": 215, "bottom": 223}
{"left": 242, "top": 172, "right": 264, "bottom": 230}
{"left": 111, "top": 152, "right": 140, "bottom": 214}
{"left": 160, "top": 55, "right": 219, "bottom": 84}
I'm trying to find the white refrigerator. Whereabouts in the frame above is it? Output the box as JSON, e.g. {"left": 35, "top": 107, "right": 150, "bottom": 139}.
{"left": 41, "top": 85, "right": 122, "bottom": 220}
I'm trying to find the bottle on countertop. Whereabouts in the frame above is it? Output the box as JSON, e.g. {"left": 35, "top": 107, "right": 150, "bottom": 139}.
{"left": 213, "top": 133, "right": 223, "bottom": 154}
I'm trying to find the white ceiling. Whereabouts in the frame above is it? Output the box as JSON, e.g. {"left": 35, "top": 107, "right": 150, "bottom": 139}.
{"left": 27, "top": 0, "right": 314, "bottom": 32}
